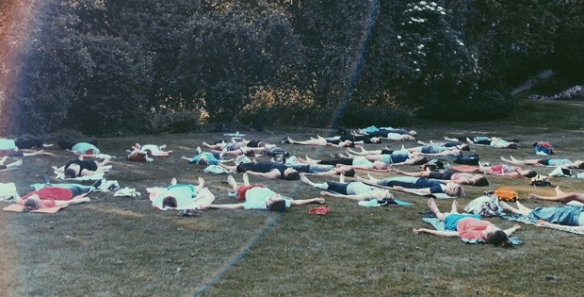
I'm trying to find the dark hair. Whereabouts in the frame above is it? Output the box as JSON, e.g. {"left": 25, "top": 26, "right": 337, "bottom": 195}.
{"left": 413, "top": 157, "right": 428, "bottom": 166}
{"left": 460, "top": 144, "right": 470, "bottom": 151}
{"left": 213, "top": 139, "right": 225, "bottom": 145}
{"left": 198, "top": 159, "right": 208, "bottom": 165}
{"left": 162, "top": 196, "right": 177, "bottom": 208}
{"left": 65, "top": 168, "right": 77, "bottom": 179}
{"left": 473, "top": 176, "right": 489, "bottom": 187}
{"left": 485, "top": 230, "right": 512, "bottom": 248}
{"left": 268, "top": 200, "right": 286, "bottom": 212}
{"left": 578, "top": 163, "right": 584, "bottom": 169}
{"left": 284, "top": 171, "right": 300, "bottom": 181}
{"left": 23, "top": 199, "right": 39, "bottom": 212}
{"left": 245, "top": 150, "right": 256, "bottom": 157}
{"left": 343, "top": 169, "right": 356, "bottom": 177}
{"left": 524, "top": 170, "right": 537, "bottom": 178}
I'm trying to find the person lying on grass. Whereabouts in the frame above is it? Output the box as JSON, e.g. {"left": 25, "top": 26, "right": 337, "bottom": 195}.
{"left": 204, "top": 173, "right": 324, "bottom": 212}
{"left": 444, "top": 136, "right": 520, "bottom": 146}
{"left": 58, "top": 140, "right": 102, "bottom": 156}
{"left": 286, "top": 135, "right": 380, "bottom": 148}
{"left": 406, "top": 144, "right": 467, "bottom": 156}
{"left": 452, "top": 164, "right": 537, "bottom": 178}
{"left": 416, "top": 140, "right": 470, "bottom": 150}
{"left": 181, "top": 147, "right": 233, "bottom": 165}
{"left": 413, "top": 198, "right": 520, "bottom": 247}
{"left": 0, "top": 157, "right": 23, "bottom": 170}
{"left": 500, "top": 156, "right": 584, "bottom": 169}
{"left": 151, "top": 177, "right": 211, "bottom": 211}
{"left": 286, "top": 163, "right": 356, "bottom": 177}
{"left": 0, "top": 138, "right": 52, "bottom": 149}
{"left": 299, "top": 174, "right": 394, "bottom": 202}
{"left": 220, "top": 161, "right": 301, "bottom": 180}
{"left": 344, "top": 147, "right": 428, "bottom": 166}
{"left": 52, "top": 155, "right": 111, "bottom": 179}
{"left": 500, "top": 199, "right": 584, "bottom": 231}
{"left": 465, "top": 137, "right": 518, "bottom": 149}
{"left": 355, "top": 173, "right": 466, "bottom": 197}
{"left": 0, "top": 138, "right": 45, "bottom": 158}
{"left": 348, "top": 127, "right": 417, "bottom": 141}
{"left": 529, "top": 186, "right": 584, "bottom": 204}
{"left": 387, "top": 167, "right": 489, "bottom": 186}
{"left": 127, "top": 143, "right": 173, "bottom": 161}
{"left": 286, "top": 136, "right": 354, "bottom": 148}
{"left": 16, "top": 183, "right": 96, "bottom": 212}
{"left": 295, "top": 155, "right": 389, "bottom": 171}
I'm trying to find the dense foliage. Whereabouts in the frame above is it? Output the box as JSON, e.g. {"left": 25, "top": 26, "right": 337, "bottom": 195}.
{"left": 1, "top": 0, "right": 583, "bottom": 135}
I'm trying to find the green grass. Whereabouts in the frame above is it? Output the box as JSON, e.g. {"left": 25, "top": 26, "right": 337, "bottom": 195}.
{"left": 2, "top": 99, "right": 584, "bottom": 296}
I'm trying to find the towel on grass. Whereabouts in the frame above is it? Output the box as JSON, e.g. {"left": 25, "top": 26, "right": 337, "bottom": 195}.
{"left": 3, "top": 204, "right": 62, "bottom": 213}
{"left": 422, "top": 217, "right": 523, "bottom": 245}
{"left": 500, "top": 213, "right": 584, "bottom": 235}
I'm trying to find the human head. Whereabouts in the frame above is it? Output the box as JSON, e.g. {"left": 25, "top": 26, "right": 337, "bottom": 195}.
{"left": 445, "top": 183, "right": 466, "bottom": 197}
{"left": 86, "top": 148, "right": 96, "bottom": 155}
{"left": 197, "top": 157, "right": 208, "bottom": 165}
{"left": 484, "top": 229, "right": 512, "bottom": 248}
{"left": 522, "top": 170, "right": 537, "bottom": 178}
{"left": 162, "top": 196, "right": 177, "bottom": 208}
{"left": 458, "top": 144, "right": 470, "bottom": 151}
{"left": 408, "top": 130, "right": 417, "bottom": 136}
{"left": 65, "top": 168, "right": 77, "bottom": 179}
{"left": 266, "top": 194, "right": 286, "bottom": 212}
{"left": 576, "top": 160, "right": 584, "bottom": 169}
{"left": 283, "top": 168, "right": 300, "bottom": 180}
{"left": 22, "top": 194, "right": 41, "bottom": 212}
{"left": 470, "top": 175, "right": 489, "bottom": 186}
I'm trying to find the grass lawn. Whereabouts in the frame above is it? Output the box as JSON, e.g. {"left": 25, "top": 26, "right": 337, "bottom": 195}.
{"left": 2, "top": 99, "right": 584, "bottom": 297}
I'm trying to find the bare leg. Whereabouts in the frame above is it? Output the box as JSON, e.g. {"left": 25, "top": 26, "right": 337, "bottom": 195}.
{"left": 290, "top": 197, "right": 325, "bottom": 206}
{"left": 220, "top": 164, "right": 237, "bottom": 172}
{"left": 3, "top": 159, "right": 22, "bottom": 168}
{"left": 0, "top": 156, "right": 6, "bottom": 165}
{"left": 499, "top": 201, "right": 531, "bottom": 216}
{"left": 300, "top": 174, "right": 328, "bottom": 189}
{"left": 515, "top": 201, "right": 534, "bottom": 213}
{"left": 23, "top": 150, "right": 44, "bottom": 157}
{"left": 227, "top": 175, "right": 238, "bottom": 191}
{"left": 528, "top": 186, "right": 584, "bottom": 203}
{"left": 353, "top": 174, "right": 367, "bottom": 183}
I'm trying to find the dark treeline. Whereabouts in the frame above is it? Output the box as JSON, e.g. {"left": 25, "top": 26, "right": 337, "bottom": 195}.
{"left": 1, "top": 0, "right": 583, "bottom": 135}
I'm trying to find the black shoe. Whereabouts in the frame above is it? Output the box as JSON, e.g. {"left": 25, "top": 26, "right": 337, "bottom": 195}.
{"left": 281, "top": 138, "right": 290, "bottom": 144}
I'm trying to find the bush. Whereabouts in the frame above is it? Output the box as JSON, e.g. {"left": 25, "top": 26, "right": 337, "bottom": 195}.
{"left": 147, "top": 110, "right": 207, "bottom": 133}
{"left": 418, "top": 89, "right": 515, "bottom": 121}
{"left": 338, "top": 104, "right": 413, "bottom": 128}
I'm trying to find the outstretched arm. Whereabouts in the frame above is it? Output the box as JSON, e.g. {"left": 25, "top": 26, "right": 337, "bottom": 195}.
{"left": 503, "top": 224, "right": 521, "bottom": 236}
{"left": 206, "top": 204, "right": 245, "bottom": 210}
{"left": 412, "top": 228, "right": 459, "bottom": 237}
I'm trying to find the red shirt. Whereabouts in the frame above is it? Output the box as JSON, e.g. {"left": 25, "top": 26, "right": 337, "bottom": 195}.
{"left": 457, "top": 218, "right": 491, "bottom": 241}
{"left": 21, "top": 187, "right": 74, "bottom": 201}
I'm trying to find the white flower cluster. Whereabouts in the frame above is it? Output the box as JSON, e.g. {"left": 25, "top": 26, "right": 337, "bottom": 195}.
{"left": 404, "top": 1, "right": 446, "bottom": 15}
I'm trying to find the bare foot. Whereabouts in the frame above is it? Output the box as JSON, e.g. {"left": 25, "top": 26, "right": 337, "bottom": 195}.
{"left": 317, "top": 198, "right": 325, "bottom": 204}
{"left": 198, "top": 177, "right": 205, "bottom": 187}
{"left": 171, "top": 177, "right": 177, "bottom": 185}
{"left": 227, "top": 175, "right": 237, "bottom": 190}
